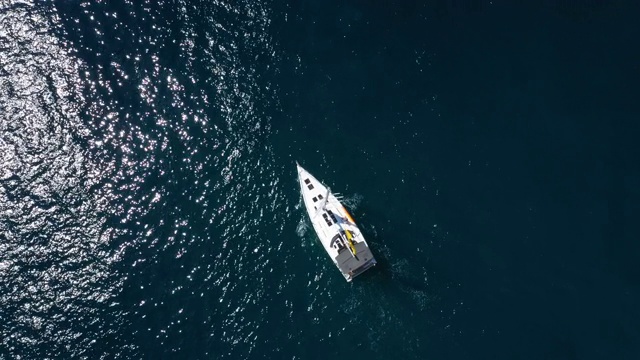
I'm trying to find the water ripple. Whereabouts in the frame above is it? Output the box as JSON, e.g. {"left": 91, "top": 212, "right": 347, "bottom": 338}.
{"left": 1, "top": 0, "right": 291, "bottom": 357}
{"left": 0, "top": 1, "right": 128, "bottom": 358}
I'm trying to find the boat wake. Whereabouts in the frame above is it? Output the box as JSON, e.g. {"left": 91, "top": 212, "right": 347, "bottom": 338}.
{"left": 340, "top": 192, "right": 363, "bottom": 210}
{"left": 295, "top": 216, "right": 309, "bottom": 239}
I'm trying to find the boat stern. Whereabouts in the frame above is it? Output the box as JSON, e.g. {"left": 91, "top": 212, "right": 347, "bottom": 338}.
{"left": 335, "top": 242, "right": 377, "bottom": 281}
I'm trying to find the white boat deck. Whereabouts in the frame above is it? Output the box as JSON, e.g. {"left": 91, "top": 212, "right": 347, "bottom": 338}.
{"left": 297, "top": 163, "right": 376, "bottom": 281}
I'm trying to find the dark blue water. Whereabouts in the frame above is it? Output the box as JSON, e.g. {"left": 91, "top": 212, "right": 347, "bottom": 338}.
{"left": 2, "top": 0, "right": 639, "bottom": 358}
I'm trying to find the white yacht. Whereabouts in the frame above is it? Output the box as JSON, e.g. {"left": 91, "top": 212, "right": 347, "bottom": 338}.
{"left": 297, "top": 163, "right": 377, "bottom": 281}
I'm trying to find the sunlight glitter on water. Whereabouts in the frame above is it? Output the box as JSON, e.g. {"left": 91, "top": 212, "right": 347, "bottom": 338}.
{"left": 0, "top": 1, "right": 129, "bottom": 357}
{"left": 2, "top": 0, "right": 294, "bottom": 357}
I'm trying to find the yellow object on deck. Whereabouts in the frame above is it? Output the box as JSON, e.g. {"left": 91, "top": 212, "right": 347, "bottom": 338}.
{"left": 345, "top": 230, "right": 357, "bottom": 255}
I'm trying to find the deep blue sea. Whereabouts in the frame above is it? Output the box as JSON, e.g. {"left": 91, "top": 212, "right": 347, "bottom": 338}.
{"left": 1, "top": 0, "right": 640, "bottom": 358}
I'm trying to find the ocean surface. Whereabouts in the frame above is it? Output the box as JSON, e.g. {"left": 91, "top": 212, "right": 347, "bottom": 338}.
{"left": 1, "top": 0, "right": 639, "bottom": 358}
